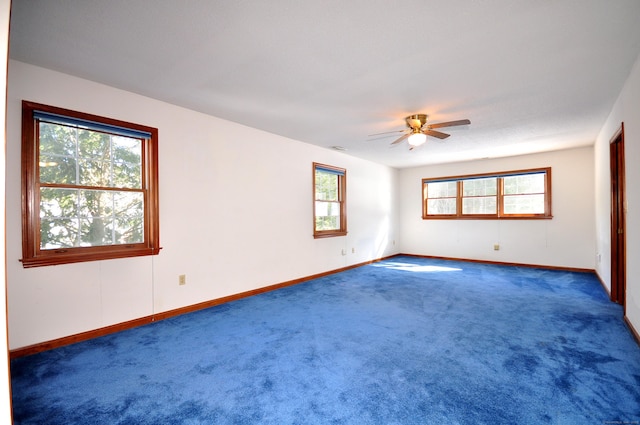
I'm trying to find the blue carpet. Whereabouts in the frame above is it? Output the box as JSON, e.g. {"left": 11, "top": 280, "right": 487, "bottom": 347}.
{"left": 10, "top": 256, "right": 640, "bottom": 424}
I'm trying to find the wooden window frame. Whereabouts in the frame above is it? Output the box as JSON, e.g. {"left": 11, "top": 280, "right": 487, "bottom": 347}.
{"left": 422, "top": 180, "right": 458, "bottom": 218}
{"left": 422, "top": 167, "right": 552, "bottom": 220}
{"left": 313, "top": 162, "right": 347, "bottom": 238}
{"left": 21, "top": 100, "right": 161, "bottom": 267}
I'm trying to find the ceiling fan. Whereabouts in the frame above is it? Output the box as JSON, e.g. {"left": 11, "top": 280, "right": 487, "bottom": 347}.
{"left": 371, "top": 114, "right": 470, "bottom": 150}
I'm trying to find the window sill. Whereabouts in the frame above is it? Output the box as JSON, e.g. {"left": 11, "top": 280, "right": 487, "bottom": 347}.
{"left": 313, "top": 231, "right": 348, "bottom": 239}
{"left": 21, "top": 246, "right": 162, "bottom": 268}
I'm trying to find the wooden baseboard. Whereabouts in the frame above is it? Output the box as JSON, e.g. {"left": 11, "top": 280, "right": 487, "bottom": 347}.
{"left": 10, "top": 255, "right": 396, "bottom": 359}
{"left": 398, "top": 253, "right": 595, "bottom": 273}
{"left": 9, "top": 316, "right": 155, "bottom": 359}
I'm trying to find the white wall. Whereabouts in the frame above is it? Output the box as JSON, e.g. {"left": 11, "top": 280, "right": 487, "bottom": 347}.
{"left": 595, "top": 51, "right": 640, "bottom": 332}
{"left": 6, "top": 61, "right": 400, "bottom": 350}
{"left": 398, "top": 147, "right": 595, "bottom": 269}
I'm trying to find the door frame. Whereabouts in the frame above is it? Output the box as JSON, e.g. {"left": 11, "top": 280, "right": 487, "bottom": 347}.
{"left": 609, "top": 122, "right": 626, "bottom": 310}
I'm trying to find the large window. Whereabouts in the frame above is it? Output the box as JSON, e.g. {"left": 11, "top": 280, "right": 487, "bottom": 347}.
{"left": 21, "top": 101, "right": 160, "bottom": 267}
{"left": 313, "top": 163, "right": 347, "bottom": 238}
{"left": 422, "top": 168, "right": 551, "bottom": 219}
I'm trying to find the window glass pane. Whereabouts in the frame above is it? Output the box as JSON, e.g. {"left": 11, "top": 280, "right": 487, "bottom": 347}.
{"left": 503, "top": 174, "right": 545, "bottom": 195}
{"left": 427, "top": 181, "right": 457, "bottom": 198}
{"left": 40, "top": 187, "right": 144, "bottom": 249}
{"left": 315, "top": 172, "right": 338, "bottom": 201}
{"left": 39, "top": 122, "right": 77, "bottom": 156}
{"left": 427, "top": 198, "right": 457, "bottom": 215}
{"left": 78, "top": 190, "right": 144, "bottom": 246}
{"left": 462, "top": 196, "right": 497, "bottom": 214}
{"left": 463, "top": 178, "right": 497, "bottom": 196}
{"left": 78, "top": 128, "right": 111, "bottom": 160}
{"left": 39, "top": 121, "right": 143, "bottom": 189}
{"left": 315, "top": 201, "right": 340, "bottom": 230}
{"left": 113, "top": 191, "right": 145, "bottom": 244}
{"left": 504, "top": 194, "right": 545, "bottom": 214}
{"left": 112, "top": 136, "right": 142, "bottom": 189}
{"left": 39, "top": 122, "right": 78, "bottom": 184}
{"left": 77, "top": 130, "right": 111, "bottom": 188}
{"left": 78, "top": 158, "right": 112, "bottom": 187}
{"left": 39, "top": 154, "right": 77, "bottom": 184}
{"left": 40, "top": 217, "right": 79, "bottom": 249}
{"left": 40, "top": 188, "right": 79, "bottom": 249}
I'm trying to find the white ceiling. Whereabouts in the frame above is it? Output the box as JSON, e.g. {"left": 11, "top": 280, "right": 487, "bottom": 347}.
{"left": 8, "top": 0, "right": 640, "bottom": 168}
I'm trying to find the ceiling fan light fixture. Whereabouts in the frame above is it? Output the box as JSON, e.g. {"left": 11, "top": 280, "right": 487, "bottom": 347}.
{"left": 408, "top": 132, "right": 427, "bottom": 147}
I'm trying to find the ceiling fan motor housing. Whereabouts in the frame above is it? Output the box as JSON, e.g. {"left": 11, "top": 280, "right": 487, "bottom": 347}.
{"left": 406, "top": 114, "right": 428, "bottom": 130}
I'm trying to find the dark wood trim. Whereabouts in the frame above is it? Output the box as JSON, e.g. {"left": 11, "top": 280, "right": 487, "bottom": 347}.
{"left": 624, "top": 316, "right": 640, "bottom": 347}
{"left": 399, "top": 253, "right": 595, "bottom": 273}
{"left": 10, "top": 255, "right": 395, "bottom": 359}
{"left": 9, "top": 316, "right": 154, "bottom": 359}
{"left": 609, "top": 123, "right": 626, "bottom": 309}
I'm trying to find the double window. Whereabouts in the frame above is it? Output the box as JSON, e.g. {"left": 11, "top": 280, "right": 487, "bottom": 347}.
{"left": 423, "top": 168, "right": 551, "bottom": 219}
{"left": 313, "top": 163, "right": 347, "bottom": 238}
{"left": 21, "top": 101, "right": 160, "bottom": 267}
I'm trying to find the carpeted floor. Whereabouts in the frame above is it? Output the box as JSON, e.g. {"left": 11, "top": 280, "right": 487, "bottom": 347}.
{"left": 10, "top": 256, "right": 640, "bottom": 424}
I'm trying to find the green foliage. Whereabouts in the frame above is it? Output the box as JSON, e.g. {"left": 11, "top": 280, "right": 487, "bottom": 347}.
{"left": 38, "top": 122, "right": 144, "bottom": 249}
{"left": 315, "top": 172, "right": 338, "bottom": 201}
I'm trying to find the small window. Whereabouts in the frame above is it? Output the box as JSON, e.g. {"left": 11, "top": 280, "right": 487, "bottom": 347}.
{"left": 313, "top": 163, "right": 347, "bottom": 238}
{"left": 423, "top": 168, "right": 551, "bottom": 219}
{"left": 423, "top": 181, "right": 457, "bottom": 216}
{"left": 501, "top": 173, "right": 546, "bottom": 215}
{"left": 21, "top": 101, "right": 160, "bottom": 267}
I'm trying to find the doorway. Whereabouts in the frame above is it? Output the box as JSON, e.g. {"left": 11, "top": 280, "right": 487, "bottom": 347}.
{"left": 610, "top": 123, "right": 626, "bottom": 309}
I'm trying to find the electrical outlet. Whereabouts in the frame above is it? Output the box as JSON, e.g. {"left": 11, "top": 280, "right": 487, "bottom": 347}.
{"left": 352, "top": 247, "right": 355, "bottom": 254}
{"left": 493, "top": 244, "right": 500, "bottom": 251}
{"left": 179, "top": 274, "right": 186, "bottom": 285}
{"left": 341, "top": 249, "right": 346, "bottom": 256}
